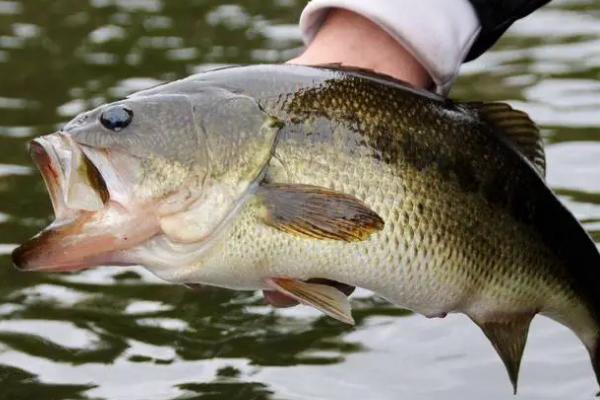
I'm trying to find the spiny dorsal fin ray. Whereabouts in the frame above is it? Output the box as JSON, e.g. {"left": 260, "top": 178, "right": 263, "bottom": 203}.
{"left": 471, "top": 314, "right": 534, "bottom": 394}
{"left": 464, "top": 102, "right": 546, "bottom": 178}
{"left": 256, "top": 183, "right": 384, "bottom": 242}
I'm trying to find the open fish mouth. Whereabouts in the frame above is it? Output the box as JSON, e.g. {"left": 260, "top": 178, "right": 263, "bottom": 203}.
{"left": 11, "top": 133, "right": 159, "bottom": 272}
{"left": 28, "top": 134, "right": 109, "bottom": 220}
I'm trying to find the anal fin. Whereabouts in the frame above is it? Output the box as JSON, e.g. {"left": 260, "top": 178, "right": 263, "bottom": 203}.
{"left": 471, "top": 314, "right": 534, "bottom": 394}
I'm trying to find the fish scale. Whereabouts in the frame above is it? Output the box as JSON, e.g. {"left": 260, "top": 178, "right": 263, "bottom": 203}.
{"left": 12, "top": 64, "right": 600, "bottom": 393}
{"left": 183, "top": 66, "right": 599, "bottom": 391}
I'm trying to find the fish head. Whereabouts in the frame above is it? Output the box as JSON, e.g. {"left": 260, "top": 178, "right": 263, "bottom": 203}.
{"left": 12, "top": 86, "right": 281, "bottom": 274}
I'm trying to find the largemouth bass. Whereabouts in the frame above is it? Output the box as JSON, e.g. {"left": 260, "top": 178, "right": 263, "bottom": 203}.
{"left": 11, "top": 65, "right": 600, "bottom": 393}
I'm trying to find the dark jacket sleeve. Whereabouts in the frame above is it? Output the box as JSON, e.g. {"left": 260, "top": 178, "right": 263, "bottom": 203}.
{"left": 465, "top": 0, "right": 551, "bottom": 61}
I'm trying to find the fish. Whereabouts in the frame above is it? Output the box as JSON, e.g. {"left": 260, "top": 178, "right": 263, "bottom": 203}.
{"left": 11, "top": 64, "right": 600, "bottom": 394}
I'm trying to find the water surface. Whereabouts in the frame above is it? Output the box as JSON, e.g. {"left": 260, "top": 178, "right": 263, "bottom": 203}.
{"left": 0, "top": 1, "right": 599, "bottom": 399}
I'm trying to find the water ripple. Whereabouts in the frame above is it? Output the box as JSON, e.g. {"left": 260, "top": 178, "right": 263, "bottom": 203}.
{"left": 0, "top": 0, "right": 599, "bottom": 399}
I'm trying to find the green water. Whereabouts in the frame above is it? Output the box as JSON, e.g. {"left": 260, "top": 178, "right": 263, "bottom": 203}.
{"left": 0, "top": 1, "right": 599, "bottom": 399}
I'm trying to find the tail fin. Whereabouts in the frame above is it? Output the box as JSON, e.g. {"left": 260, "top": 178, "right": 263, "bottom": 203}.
{"left": 587, "top": 338, "right": 600, "bottom": 396}
{"left": 474, "top": 314, "right": 600, "bottom": 395}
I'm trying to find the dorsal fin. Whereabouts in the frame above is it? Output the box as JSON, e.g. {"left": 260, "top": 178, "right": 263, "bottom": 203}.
{"left": 310, "top": 63, "right": 444, "bottom": 101}
{"left": 464, "top": 102, "right": 546, "bottom": 178}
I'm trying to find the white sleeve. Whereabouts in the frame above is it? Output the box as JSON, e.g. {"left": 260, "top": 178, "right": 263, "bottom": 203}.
{"left": 299, "top": 0, "right": 481, "bottom": 95}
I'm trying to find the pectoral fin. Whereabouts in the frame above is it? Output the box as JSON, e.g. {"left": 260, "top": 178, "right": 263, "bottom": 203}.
{"left": 266, "top": 277, "right": 355, "bottom": 325}
{"left": 257, "top": 183, "right": 384, "bottom": 241}
{"left": 471, "top": 314, "right": 534, "bottom": 394}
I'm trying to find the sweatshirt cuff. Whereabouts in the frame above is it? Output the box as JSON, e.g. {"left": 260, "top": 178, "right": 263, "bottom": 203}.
{"left": 299, "top": 0, "right": 481, "bottom": 95}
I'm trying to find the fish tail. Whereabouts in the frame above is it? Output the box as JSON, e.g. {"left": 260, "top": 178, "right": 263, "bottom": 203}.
{"left": 594, "top": 346, "right": 600, "bottom": 394}
{"left": 588, "top": 335, "right": 600, "bottom": 393}
{"left": 579, "top": 290, "right": 600, "bottom": 390}
{"left": 576, "top": 284, "right": 600, "bottom": 390}
{"left": 564, "top": 312, "right": 600, "bottom": 392}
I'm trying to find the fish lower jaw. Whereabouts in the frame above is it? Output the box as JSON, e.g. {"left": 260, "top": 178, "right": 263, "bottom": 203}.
{"left": 12, "top": 202, "right": 161, "bottom": 272}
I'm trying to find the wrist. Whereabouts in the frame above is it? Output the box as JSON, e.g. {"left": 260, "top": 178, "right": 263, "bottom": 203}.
{"left": 288, "top": 9, "right": 432, "bottom": 89}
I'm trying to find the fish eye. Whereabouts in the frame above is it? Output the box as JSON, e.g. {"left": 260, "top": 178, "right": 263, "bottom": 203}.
{"left": 100, "top": 105, "right": 133, "bottom": 132}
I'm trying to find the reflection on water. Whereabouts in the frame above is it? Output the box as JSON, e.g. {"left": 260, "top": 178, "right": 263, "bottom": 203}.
{"left": 0, "top": 0, "right": 599, "bottom": 399}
